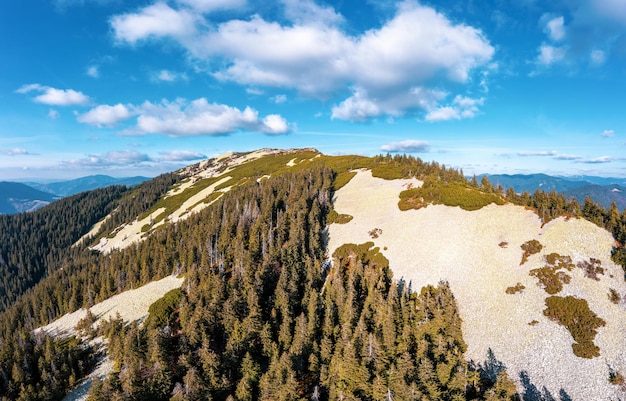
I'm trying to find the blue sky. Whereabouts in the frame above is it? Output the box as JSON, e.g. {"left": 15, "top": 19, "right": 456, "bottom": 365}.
{"left": 1, "top": 0, "right": 626, "bottom": 180}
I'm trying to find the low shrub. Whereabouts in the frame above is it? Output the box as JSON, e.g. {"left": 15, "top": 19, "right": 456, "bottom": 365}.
{"left": 505, "top": 283, "right": 525, "bottom": 294}
{"left": 529, "top": 267, "right": 571, "bottom": 295}
{"left": 577, "top": 258, "right": 604, "bottom": 281}
{"left": 327, "top": 209, "right": 353, "bottom": 224}
{"left": 520, "top": 240, "right": 543, "bottom": 265}
{"left": 398, "top": 180, "right": 504, "bottom": 212}
{"left": 608, "top": 288, "right": 621, "bottom": 304}
{"left": 543, "top": 295, "right": 606, "bottom": 358}
{"left": 147, "top": 288, "right": 184, "bottom": 328}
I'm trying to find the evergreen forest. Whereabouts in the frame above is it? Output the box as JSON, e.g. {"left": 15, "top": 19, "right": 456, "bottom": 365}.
{"left": 0, "top": 151, "right": 625, "bottom": 400}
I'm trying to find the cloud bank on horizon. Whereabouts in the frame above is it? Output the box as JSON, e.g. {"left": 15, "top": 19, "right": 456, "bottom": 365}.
{"left": 1, "top": 0, "right": 625, "bottom": 179}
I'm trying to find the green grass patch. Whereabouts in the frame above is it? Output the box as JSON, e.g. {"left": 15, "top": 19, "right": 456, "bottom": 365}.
{"left": 543, "top": 295, "right": 606, "bottom": 358}
{"left": 398, "top": 180, "right": 505, "bottom": 211}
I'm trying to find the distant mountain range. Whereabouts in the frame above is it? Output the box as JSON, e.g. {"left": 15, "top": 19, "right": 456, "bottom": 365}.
{"left": 26, "top": 174, "right": 149, "bottom": 197}
{"left": 479, "top": 173, "right": 626, "bottom": 210}
{"left": 0, "top": 182, "right": 57, "bottom": 214}
{"left": 0, "top": 175, "right": 149, "bottom": 214}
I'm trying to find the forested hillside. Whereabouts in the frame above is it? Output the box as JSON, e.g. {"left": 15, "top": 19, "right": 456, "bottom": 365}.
{"left": 0, "top": 149, "right": 625, "bottom": 400}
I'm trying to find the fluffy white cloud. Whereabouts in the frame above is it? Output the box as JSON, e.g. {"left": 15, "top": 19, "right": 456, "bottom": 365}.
{"left": 86, "top": 65, "right": 100, "bottom": 78}
{"left": 159, "top": 150, "right": 206, "bottom": 161}
{"left": 77, "top": 104, "right": 134, "bottom": 127}
{"left": 134, "top": 98, "right": 290, "bottom": 136}
{"left": 111, "top": 1, "right": 494, "bottom": 121}
{"left": 16, "top": 84, "right": 90, "bottom": 106}
{"left": 590, "top": 49, "right": 606, "bottom": 65}
{"left": 546, "top": 16, "right": 565, "bottom": 41}
{"left": 261, "top": 114, "right": 290, "bottom": 134}
{"left": 66, "top": 150, "right": 152, "bottom": 168}
{"left": 380, "top": 140, "right": 430, "bottom": 153}
{"left": 272, "top": 94, "right": 287, "bottom": 104}
{"left": 601, "top": 129, "right": 615, "bottom": 137}
{"left": 332, "top": 87, "right": 447, "bottom": 122}
{"left": 111, "top": 2, "right": 198, "bottom": 44}
{"left": 282, "top": 0, "right": 343, "bottom": 25}
{"left": 537, "top": 45, "right": 566, "bottom": 65}
{"left": 153, "top": 69, "right": 188, "bottom": 82}
{"left": 424, "top": 95, "right": 484, "bottom": 122}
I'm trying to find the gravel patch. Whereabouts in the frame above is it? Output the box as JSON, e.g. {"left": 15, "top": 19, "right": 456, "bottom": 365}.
{"left": 328, "top": 169, "right": 626, "bottom": 401}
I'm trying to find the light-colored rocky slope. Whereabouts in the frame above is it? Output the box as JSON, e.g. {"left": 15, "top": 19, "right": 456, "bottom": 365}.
{"left": 35, "top": 275, "right": 184, "bottom": 401}
{"left": 89, "top": 149, "right": 303, "bottom": 254}
{"left": 328, "top": 169, "right": 626, "bottom": 401}
{"left": 35, "top": 275, "right": 184, "bottom": 338}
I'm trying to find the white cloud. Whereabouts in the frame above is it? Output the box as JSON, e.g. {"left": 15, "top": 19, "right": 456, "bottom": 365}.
{"left": 330, "top": 89, "right": 381, "bottom": 122}
{"left": 111, "top": 2, "right": 198, "bottom": 44}
{"left": 424, "top": 95, "right": 484, "bottom": 122}
{"left": 48, "top": 109, "right": 60, "bottom": 119}
{"left": 380, "top": 140, "right": 430, "bottom": 153}
{"left": 537, "top": 45, "right": 566, "bottom": 65}
{"left": 111, "top": 1, "right": 494, "bottom": 121}
{"left": 159, "top": 150, "right": 206, "bottom": 161}
{"left": 517, "top": 150, "right": 558, "bottom": 157}
{"left": 246, "top": 88, "right": 264, "bottom": 95}
{"left": 176, "top": 0, "right": 245, "bottom": 13}
{"left": 16, "top": 84, "right": 90, "bottom": 106}
{"left": 86, "top": 65, "right": 100, "bottom": 78}
{"left": 133, "top": 97, "right": 290, "bottom": 136}
{"left": 332, "top": 87, "right": 447, "bottom": 122}
{"left": 77, "top": 104, "right": 134, "bottom": 127}
{"left": 1, "top": 148, "right": 32, "bottom": 156}
{"left": 65, "top": 150, "right": 152, "bottom": 168}
{"left": 261, "top": 114, "right": 290, "bottom": 134}
{"left": 153, "top": 69, "right": 188, "bottom": 82}
{"left": 590, "top": 49, "right": 606, "bottom": 65}
{"left": 580, "top": 155, "right": 612, "bottom": 163}
{"left": 272, "top": 94, "right": 287, "bottom": 104}
{"left": 553, "top": 154, "right": 582, "bottom": 160}
{"left": 546, "top": 16, "right": 565, "bottom": 41}
{"left": 282, "top": 0, "right": 343, "bottom": 25}
{"left": 601, "top": 129, "right": 615, "bottom": 137}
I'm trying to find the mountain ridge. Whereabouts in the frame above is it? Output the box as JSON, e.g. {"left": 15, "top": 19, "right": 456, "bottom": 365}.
{"left": 1, "top": 148, "right": 625, "bottom": 401}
